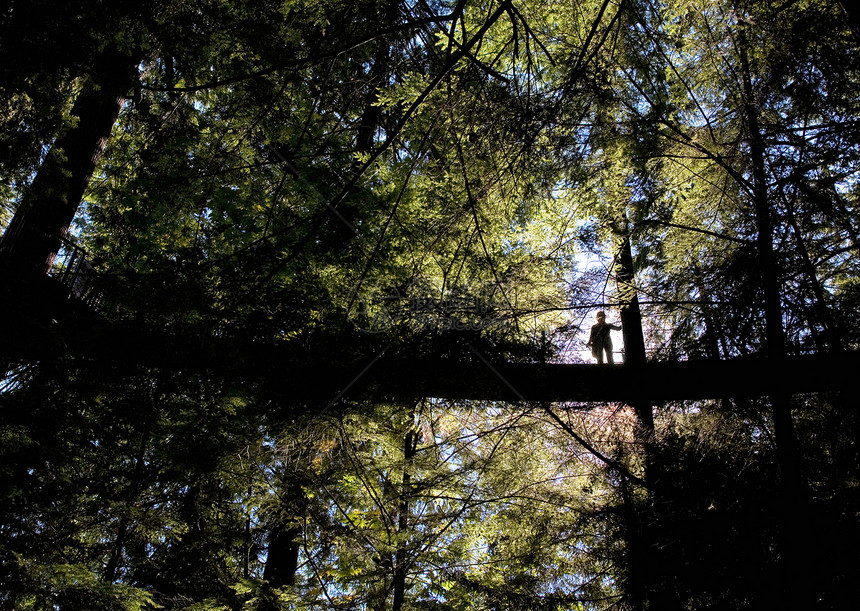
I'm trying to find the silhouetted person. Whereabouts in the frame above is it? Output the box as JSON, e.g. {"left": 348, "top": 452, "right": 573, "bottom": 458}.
{"left": 586, "top": 310, "right": 621, "bottom": 364}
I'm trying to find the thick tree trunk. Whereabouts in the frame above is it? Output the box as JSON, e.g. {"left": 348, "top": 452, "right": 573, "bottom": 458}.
{"left": 0, "top": 51, "right": 137, "bottom": 274}
{"left": 263, "top": 480, "right": 306, "bottom": 588}
{"left": 263, "top": 523, "right": 302, "bottom": 588}
{"left": 615, "top": 221, "right": 652, "bottom": 430}
{"left": 613, "top": 213, "right": 664, "bottom": 611}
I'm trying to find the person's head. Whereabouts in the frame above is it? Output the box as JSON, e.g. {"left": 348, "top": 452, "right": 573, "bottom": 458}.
{"left": 596, "top": 311, "right": 605, "bottom": 321}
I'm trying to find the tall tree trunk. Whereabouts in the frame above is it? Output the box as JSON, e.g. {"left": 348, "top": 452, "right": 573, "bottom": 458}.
{"left": 693, "top": 265, "right": 730, "bottom": 361}
{"left": 103, "top": 425, "right": 151, "bottom": 583}
{"left": 263, "top": 522, "right": 302, "bottom": 588}
{"left": 614, "top": 211, "right": 654, "bottom": 458}
{"left": 785, "top": 204, "right": 842, "bottom": 352}
{"left": 263, "top": 479, "right": 306, "bottom": 589}
{"left": 392, "top": 427, "right": 418, "bottom": 611}
{"left": 737, "top": 17, "right": 807, "bottom": 610}
{"left": 0, "top": 50, "right": 137, "bottom": 274}
{"left": 355, "top": 0, "right": 399, "bottom": 155}
{"left": 837, "top": 0, "right": 860, "bottom": 43}
{"left": 619, "top": 473, "right": 646, "bottom": 611}
{"left": 613, "top": 211, "right": 667, "bottom": 610}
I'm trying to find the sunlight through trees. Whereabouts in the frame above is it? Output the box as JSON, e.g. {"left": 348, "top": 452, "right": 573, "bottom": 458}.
{"left": 2, "top": 0, "right": 859, "bottom": 609}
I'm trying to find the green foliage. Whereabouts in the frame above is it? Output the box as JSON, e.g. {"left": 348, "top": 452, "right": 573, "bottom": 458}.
{"left": 1, "top": 555, "right": 156, "bottom": 610}
{"left": 3, "top": 0, "right": 860, "bottom": 609}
